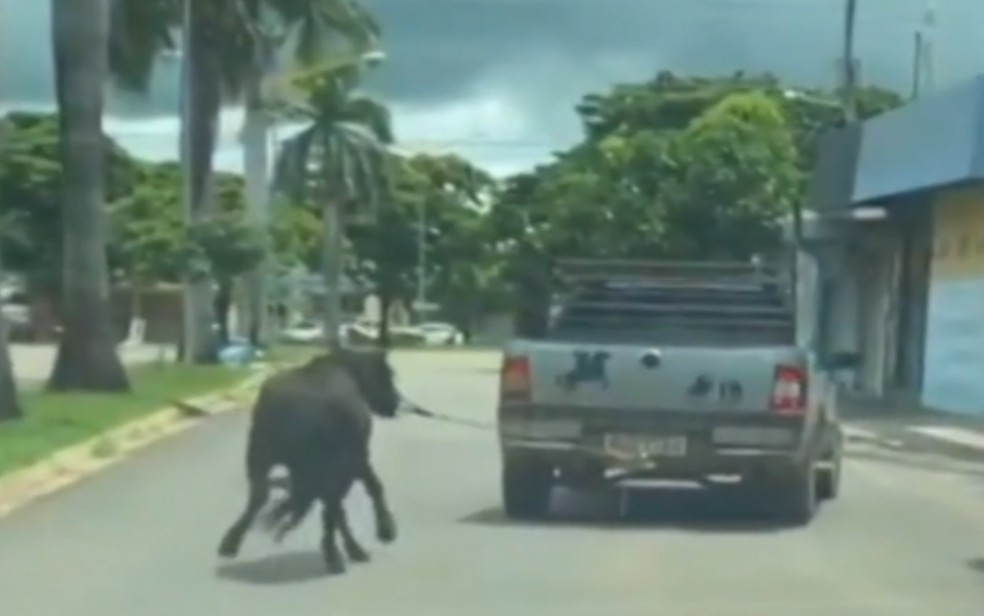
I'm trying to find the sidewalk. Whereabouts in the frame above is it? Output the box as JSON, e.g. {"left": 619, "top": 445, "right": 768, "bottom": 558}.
{"left": 842, "top": 391, "right": 984, "bottom": 461}
{"left": 11, "top": 343, "right": 173, "bottom": 389}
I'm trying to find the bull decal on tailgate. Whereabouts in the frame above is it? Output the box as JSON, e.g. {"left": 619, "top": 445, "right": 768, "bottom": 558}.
{"left": 556, "top": 350, "right": 611, "bottom": 391}
{"left": 687, "top": 374, "right": 743, "bottom": 403}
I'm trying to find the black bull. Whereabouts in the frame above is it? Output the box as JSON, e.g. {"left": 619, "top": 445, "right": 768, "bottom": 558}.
{"left": 217, "top": 349, "right": 404, "bottom": 574}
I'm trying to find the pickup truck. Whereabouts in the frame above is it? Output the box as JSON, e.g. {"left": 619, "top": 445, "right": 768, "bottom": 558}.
{"left": 496, "top": 258, "right": 850, "bottom": 524}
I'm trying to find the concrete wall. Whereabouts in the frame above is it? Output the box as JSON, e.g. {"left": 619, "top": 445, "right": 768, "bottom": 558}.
{"left": 922, "top": 186, "right": 984, "bottom": 416}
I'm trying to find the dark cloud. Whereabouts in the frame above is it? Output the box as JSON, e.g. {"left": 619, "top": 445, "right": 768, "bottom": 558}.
{"left": 3, "top": 0, "right": 983, "bottom": 169}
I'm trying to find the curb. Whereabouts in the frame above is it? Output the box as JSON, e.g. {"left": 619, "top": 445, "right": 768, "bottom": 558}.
{"left": 843, "top": 426, "right": 905, "bottom": 450}
{"left": 0, "top": 365, "right": 273, "bottom": 520}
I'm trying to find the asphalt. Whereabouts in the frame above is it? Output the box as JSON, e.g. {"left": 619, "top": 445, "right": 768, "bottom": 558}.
{"left": 1, "top": 350, "right": 983, "bottom": 616}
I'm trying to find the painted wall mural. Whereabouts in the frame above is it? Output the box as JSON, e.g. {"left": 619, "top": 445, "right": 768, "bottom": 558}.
{"left": 922, "top": 186, "right": 984, "bottom": 416}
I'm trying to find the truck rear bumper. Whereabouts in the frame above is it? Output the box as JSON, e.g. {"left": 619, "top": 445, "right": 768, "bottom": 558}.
{"left": 498, "top": 406, "right": 819, "bottom": 486}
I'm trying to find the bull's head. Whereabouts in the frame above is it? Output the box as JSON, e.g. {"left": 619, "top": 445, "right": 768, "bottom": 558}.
{"left": 335, "top": 347, "right": 401, "bottom": 418}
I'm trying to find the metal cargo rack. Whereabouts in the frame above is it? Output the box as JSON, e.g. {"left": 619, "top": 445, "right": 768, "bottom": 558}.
{"left": 553, "top": 258, "right": 789, "bottom": 288}
{"left": 548, "top": 258, "right": 794, "bottom": 332}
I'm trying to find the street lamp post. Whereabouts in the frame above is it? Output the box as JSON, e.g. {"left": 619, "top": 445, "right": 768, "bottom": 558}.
{"left": 842, "top": 0, "right": 859, "bottom": 122}
{"left": 318, "top": 50, "right": 386, "bottom": 349}
{"left": 416, "top": 201, "right": 426, "bottom": 311}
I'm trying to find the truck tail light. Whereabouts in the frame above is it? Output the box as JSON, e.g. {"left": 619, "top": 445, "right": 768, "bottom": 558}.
{"left": 500, "top": 355, "right": 531, "bottom": 403}
{"left": 771, "top": 364, "right": 806, "bottom": 416}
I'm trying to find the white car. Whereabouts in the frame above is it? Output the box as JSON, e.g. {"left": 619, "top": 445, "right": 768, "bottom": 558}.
{"left": 417, "top": 322, "right": 464, "bottom": 346}
{"left": 1, "top": 290, "right": 31, "bottom": 340}
{"left": 281, "top": 321, "right": 324, "bottom": 344}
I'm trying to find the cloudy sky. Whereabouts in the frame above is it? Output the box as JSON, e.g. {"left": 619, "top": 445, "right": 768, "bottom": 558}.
{"left": 2, "top": 0, "right": 983, "bottom": 176}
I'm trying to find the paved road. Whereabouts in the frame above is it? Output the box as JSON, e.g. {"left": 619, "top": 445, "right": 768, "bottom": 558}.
{"left": 1, "top": 351, "right": 983, "bottom": 616}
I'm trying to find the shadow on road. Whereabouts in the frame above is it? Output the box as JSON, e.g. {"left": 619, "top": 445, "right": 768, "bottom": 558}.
{"left": 967, "top": 558, "right": 984, "bottom": 574}
{"left": 460, "top": 487, "right": 800, "bottom": 534}
{"left": 215, "top": 551, "right": 329, "bottom": 586}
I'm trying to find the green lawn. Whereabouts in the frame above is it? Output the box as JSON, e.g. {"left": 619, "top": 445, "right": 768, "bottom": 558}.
{"left": 0, "top": 363, "right": 245, "bottom": 477}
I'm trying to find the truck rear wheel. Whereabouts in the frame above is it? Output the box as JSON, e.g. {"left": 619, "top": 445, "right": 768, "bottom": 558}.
{"left": 502, "top": 456, "right": 553, "bottom": 519}
{"left": 815, "top": 453, "right": 841, "bottom": 501}
{"left": 774, "top": 463, "right": 817, "bottom": 525}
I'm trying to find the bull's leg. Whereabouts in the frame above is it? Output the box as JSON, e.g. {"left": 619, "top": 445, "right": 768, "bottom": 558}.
{"left": 319, "top": 461, "right": 359, "bottom": 575}
{"left": 360, "top": 461, "right": 396, "bottom": 544}
{"left": 336, "top": 505, "right": 370, "bottom": 563}
{"left": 218, "top": 437, "right": 273, "bottom": 558}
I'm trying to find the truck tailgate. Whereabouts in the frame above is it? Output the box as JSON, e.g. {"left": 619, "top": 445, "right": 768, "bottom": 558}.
{"left": 520, "top": 341, "right": 801, "bottom": 413}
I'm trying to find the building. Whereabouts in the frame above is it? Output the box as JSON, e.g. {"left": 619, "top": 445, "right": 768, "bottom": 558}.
{"left": 799, "top": 75, "right": 984, "bottom": 418}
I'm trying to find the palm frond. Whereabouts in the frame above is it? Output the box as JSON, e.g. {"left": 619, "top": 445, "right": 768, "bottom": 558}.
{"left": 343, "top": 95, "right": 394, "bottom": 143}
{"left": 273, "top": 125, "right": 317, "bottom": 202}
{"left": 278, "top": 0, "right": 380, "bottom": 65}
{"left": 108, "top": 0, "right": 178, "bottom": 92}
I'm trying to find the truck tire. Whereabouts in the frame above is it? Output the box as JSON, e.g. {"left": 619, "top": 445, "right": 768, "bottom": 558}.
{"left": 502, "top": 457, "right": 553, "bottom": 520}
{"left": 774, "top": 462, "right": 817, "bottom": 525}
{"left": 815, "top": 452, "right": 841, "bottom": 501}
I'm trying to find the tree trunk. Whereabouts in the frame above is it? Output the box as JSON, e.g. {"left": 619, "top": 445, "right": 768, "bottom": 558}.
{"left": 378, "top": 292, "right": 392, "bottom": 348}
{"left": 322, "top": 198, "right": 344, "bottom": 349}
{"left": 213, "top": 277, "right": 233, "bottom": 346}
{"left": 47, "top": 0, "right": 129, "bottom": 392}
{"left": 181, "top": 0, "right": 222, "bottom": 364}
{"left": 242, "top": 65, "right": 271, "bottom": 348}
{"left": 0, "top": 300, "right": 22, "bottom": 421}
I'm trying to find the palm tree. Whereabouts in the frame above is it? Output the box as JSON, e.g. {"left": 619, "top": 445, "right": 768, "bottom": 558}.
{"left": 0, "top": 118, "right": 23, "bottom": 418}
{"left": 273, "top": 57, "right": 392, "bottom": 348}
{"left": 0, "top": 258, "right": 21, "bottom": 419}
{"left": 239, "top": 0, "right": 379, "bottom": 347}
{"left": 107, "top": 0, "right": 380, "bottom": 361}
{"left": 0, "top": 310, "right": 20, "bottom": 420}
{"left": 47, "top": 0, "right": 129, "bottom": 391}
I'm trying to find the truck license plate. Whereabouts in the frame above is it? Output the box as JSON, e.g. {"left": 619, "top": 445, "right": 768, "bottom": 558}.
{"left": 604, "top": 434, "right": 687, "bottom": 458}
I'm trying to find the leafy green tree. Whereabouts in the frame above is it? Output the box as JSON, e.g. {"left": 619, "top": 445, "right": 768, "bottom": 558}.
{"left": 270, "top": 198, "right": 323, "bottom": 271}
{"left": 109, "top": 163, "right": 266, "bottom": 344}
{"left": 406, "top": 154, "right": 503, "bottom": 336}
{"left": 108, "top": 0, "right": 380, "bottom": 360}
{"left": 346, "top": 160, "right": 419, "bottom": 346}
{"left": 190, "top": 213, "right": 265, "bottom": 343}
{"left": 659, "top": 91, "right": 801, "bottom": 260}
{"left": 0, "top": 113, "right": 135, "bottom": 296}
{"left": 345, "top": 153, "right": 503, "bottom": 344}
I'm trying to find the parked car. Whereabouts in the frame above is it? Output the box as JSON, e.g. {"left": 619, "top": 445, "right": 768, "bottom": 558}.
{"left": 1, "top": 289, "right": 32, "bottom": 341}
{"left": 280, "top": 321, "right": 324, "bottom": 344}
{"left": 417, "top": 322, "right": 465, "bottom": 346}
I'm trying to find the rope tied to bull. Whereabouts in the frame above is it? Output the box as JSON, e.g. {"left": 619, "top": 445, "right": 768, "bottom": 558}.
{"left": 400, "top": 402, "right": 496, "bottom": 431}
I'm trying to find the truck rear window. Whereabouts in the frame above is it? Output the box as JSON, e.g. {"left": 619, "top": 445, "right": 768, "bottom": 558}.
{"left": 547, "top": 282, "right": 795, "bottom": 347}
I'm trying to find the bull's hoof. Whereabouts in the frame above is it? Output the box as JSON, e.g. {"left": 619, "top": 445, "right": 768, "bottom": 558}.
{"left": 324, "top": 556, "right": 347, "bottom": 575}
{"left": 377, "top": 517, "right": 397, "bottom": 544}
{"left": 346, "top": 545, "right": 370, "bottom": 563}
{"left": 217, "top": 535, "right": 240, "bottom": 559}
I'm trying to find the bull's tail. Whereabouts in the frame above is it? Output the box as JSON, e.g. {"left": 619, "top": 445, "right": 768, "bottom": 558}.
{"left": 257, "top": 421, "right": 332, "bottom": 541}
{"left": 259, "top": 459, "right": 320, "bottom": 541}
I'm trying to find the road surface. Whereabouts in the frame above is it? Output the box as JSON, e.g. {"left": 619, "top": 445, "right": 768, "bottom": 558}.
{"left": 0, "top": 351, "right": 983, "bottom": 616}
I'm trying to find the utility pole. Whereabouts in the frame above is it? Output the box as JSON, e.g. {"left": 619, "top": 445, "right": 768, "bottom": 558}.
{"left": 918, "top": 4, "right": 937, "bottom": 95}
{"left": 842, "top": 0, "right": 859, "bottom": 121}
{"left": 911, "top": 31, "right": 923, "bottom": 100}
{"left": 416, "top": 201, "right": 426, "bottom": 315}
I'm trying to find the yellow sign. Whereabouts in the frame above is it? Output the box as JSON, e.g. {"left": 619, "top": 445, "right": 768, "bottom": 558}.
{"left": 931, "top": 187, "right": 984, "bottom": 281}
